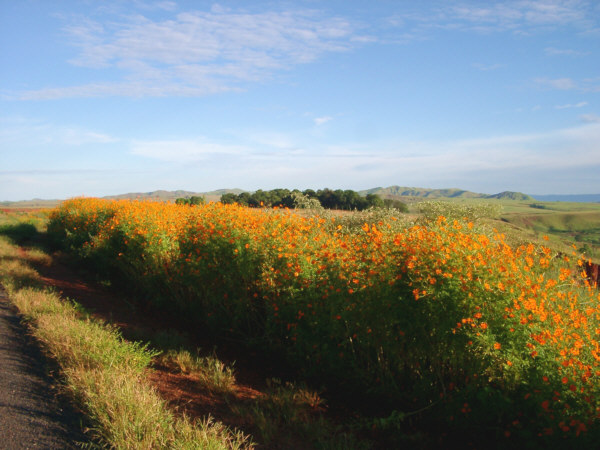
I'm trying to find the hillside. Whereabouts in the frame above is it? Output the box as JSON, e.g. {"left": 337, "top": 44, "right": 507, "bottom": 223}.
{"left": 359, "top": 186, "right": 531, "bottom": 200}
{"left": 486, "top": 191, "right": 533, "bottom": 201}
{"left": 4, "top": 187, "right": 598, "bottom": 207}
{"left": 104, "top": 190, "right": 200, "bottom": 201}
{"left": 0, "top": 199, "right": 62, "bottom": 209}
{"left": 103, "top": 189, "right": 246, "bottom": 202}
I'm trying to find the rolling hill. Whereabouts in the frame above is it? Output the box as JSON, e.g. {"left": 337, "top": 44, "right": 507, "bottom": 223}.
{"left": 4, "top": 187, "right": 598, "bottom": 207}
{"left": 358, "top": 186, "right": 532, "bottom": 201}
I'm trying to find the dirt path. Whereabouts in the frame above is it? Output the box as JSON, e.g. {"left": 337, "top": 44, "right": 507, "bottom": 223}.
{"left": 0, "top": 287, "right": 87, "bottom": 449}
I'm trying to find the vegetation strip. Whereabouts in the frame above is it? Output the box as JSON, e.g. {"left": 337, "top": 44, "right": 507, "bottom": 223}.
{"left": 0, "top": 230, "right": 251, "bottom": 449}
{"left": 46, "top": 198, "right": 600, "bottom": 446}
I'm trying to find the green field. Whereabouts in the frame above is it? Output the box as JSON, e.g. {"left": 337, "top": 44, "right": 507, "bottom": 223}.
{"left": 398, "top": 197, "right": 600, "bottom": 262}
{"left": 497, "top": 202, "right": 600, "bottom": 261}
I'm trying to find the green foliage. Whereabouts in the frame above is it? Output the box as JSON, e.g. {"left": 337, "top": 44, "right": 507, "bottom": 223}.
{"left": 0, "top": 233, "right": 252, "bottom": 449}
{"left": 418, "top": 200, "right": 502, "bottom": 221}
{"left": 501, "top": 211, "right": 600, "bottom": 261}
{"left": 159, "top": 349, "right": 237, "bottom": 394}
{"left": 219, "top": 188, "right": 386, "bottom": 211}
{"left": 175, "top": 196, "right": 205, "bottom": 206}
{"left": 291, "top": 192, "right": 323, "bottom": 210}
{"left": 530, "top": 203, "right": 550, "bottom": 210}
{"left": 382, "top": 198, "right": 408, "bottom": 212}
{"left": 0, "top": 222, "right": 38, "bottom": 244}
{"left": 47, "top": 199, "right": 600, "bottom": 446}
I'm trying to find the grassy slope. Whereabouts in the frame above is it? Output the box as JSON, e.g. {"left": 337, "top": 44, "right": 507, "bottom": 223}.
{"left": 387, "top": 197, "right": 600, "bottom": 261}
{"left": 497, "top": 202, "right": 600, "bottom": 260}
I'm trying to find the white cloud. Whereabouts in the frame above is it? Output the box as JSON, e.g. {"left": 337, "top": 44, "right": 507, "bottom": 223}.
{"left": 555, "top": 101, "right": 588, "bottom": 109}
{"left": 19, "top": 6, "right": 362, "bottom": 99}
{"left": 389, "top": 1, "right": 598, "bottom": 38}
{"left": 4, "top": 122, "right": 600, "bottom": 198}
{"left": 447, "top": 1, "right": 591, "bottom": 30}
{"left": 534, "top": 77, "right": 577, "bottom": 90}
{"left": 545, "top": 47, "right": 589, "bottom": 56}
{"left": 0, "top": 117, "right": 117, "bottom": 146}
{"left": 17, "top": 81, "right": 238, "bottom": 100}
{"left": 534, "top": 77, "right": 600, "bottom": 92}
{"left": 580, "top": 113, "right": 600, "bottom": 123}
{"left": 130, "top": 138, "right": 248, "bottom": 162}
{"left": 314, "top": 116, "right": 333, "bottom": 126}
{"left": 129, "top": 123, "right": 600, "bottom": 179}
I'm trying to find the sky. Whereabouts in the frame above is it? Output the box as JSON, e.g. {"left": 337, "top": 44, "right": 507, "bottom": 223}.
{"left": 1, "top": 0, "right": 599, "bottom": 201}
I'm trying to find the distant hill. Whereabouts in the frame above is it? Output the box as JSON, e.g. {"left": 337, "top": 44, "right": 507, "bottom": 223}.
{"left": 0, "top": 189, "right": 245, "bottom": 208}
{"left": 359, "top": 186, "right": 530, "bottom": 201}
{"left": 103, "top": 189, "right": 245, "bottom": 202}
{"left": 486, "top": 191, "right": 533, "bottom": 201}
{"left": 104, "top": 190, "right": 200, "bottom": 201}
{"left": 10, "top": 187, "right": 593, "bottom": 207}
{"left": 0, "top": 198, "right": 61, "bottom": 209}
{"left": 360, "top": 186, "right": 484, "bottom": 198}
{"left": 531, "top": 194, "right": 600, "bottom": 203}
{"left": 204, "top": 188, "right": 246, "bottom": 196}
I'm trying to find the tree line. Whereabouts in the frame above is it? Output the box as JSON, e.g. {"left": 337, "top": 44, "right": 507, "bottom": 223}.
{"left": 218, "top": 188, "right": 407, "bottom": 212}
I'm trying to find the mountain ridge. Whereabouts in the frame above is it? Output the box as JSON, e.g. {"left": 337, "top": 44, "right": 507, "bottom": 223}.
{"left": 4, "top": 187, "right": 600, "bottom": 206}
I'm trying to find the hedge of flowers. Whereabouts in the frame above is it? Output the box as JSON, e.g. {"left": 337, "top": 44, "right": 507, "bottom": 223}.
{"left": 48, "top": 198, "right": 600, "bottom": 444}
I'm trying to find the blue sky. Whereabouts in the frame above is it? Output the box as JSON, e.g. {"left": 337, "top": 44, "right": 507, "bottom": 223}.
{"left": 1, "top": 0, "right": 599, "bottom": 201}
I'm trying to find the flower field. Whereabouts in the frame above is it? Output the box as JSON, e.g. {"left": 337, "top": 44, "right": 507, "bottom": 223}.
{"left": 48, "top": 198, "right": 600, "bottom": 444}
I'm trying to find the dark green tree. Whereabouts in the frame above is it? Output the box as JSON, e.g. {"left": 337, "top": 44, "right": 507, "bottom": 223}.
{"left": 220, "top": 193, "right": 238, "bottom": 204}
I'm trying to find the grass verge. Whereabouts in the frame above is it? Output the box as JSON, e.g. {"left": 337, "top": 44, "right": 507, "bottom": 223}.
{"left": 0, "top": 234, "right": 252, "bottom": 449}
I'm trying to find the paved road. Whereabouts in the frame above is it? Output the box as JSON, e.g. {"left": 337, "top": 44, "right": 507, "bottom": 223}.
{"left": 0, "top": 287, "right": 87, "bottom": 449}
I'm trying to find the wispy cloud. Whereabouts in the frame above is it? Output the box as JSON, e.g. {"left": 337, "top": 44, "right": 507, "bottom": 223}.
{"left": 545, "top": 46, "right": 589, "bottom": 56}
{"left": 534, "top": 77, "right": 600, "bottom": 92}
{"left": 130, "top": 123, "right": 600, "bottom": 177}
{"left": 5, "top": 122, "right": 600, "bottom": 198}
{"left": 314, "top": 116, "right": 333, "bottom": 126}
{"left": 0, "top": 117, "right": 117, "bottom": 146}
{"left": 388, "top": 1, "right": 598, "bottom": 38}
{"left": 130, "top": 138, "right": 248, "bottom": 162}
{"left": 16, "top": 82, "right": 238, "bottom": 100}
{"left": 555, "top": 101, "right": 588, "bottom": 109}
{"left": 534, "top": 77, "right": 578, "bottom": 90}
{"left": 580, "top": 113, "right": 600, "bottom": 123}
{"left": 17, "top": 6, "right": 363, "bottom": 100}
{"left": 445, "top": 0, "right": 593, "bottom": 31}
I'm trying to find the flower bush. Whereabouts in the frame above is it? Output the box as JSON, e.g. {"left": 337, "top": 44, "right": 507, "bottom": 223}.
{"left": 48, "top": 198, "right": 600, "bottom": 444}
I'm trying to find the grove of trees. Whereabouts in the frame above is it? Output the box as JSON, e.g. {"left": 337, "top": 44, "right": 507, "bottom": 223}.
{"left": 175, "top": 196, "right": 205, "bottom": 206}
{"left": 220, "top": 188, "right": 407, "bottom": 212}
